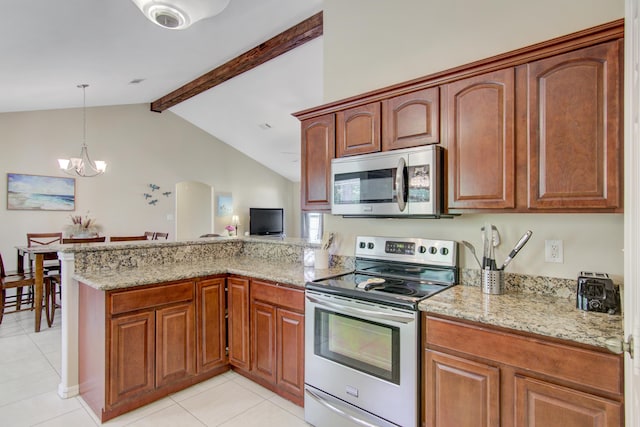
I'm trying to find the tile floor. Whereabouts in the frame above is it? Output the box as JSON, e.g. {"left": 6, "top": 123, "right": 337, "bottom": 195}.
{"left": 0, "top": 309, "right": 310, "bottom": 426}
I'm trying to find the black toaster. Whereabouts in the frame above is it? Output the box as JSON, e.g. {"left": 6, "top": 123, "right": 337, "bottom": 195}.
{"left": 576, "top": 271, "right": 620, "bottom": 314}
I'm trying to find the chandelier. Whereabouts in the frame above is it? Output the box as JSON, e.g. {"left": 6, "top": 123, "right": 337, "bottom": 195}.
{"left": 58, "top": 84, "right": 107, "bottom": 177}
{"left": 130, "top": 0, "right": 230, "bottom": 30}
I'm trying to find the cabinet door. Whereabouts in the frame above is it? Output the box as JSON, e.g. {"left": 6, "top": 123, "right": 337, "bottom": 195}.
{"left": 251, "top": 300, "right": 277, "bottom": 383}
{"left": 382, "top": 87, "right": 440, "bottom": 150}
{"left": 527, "top": 40, "right": 622, "bottom": 210}
{"left": 425, "top": 350, "right": 500, "bottom": 427}
{"left": 156, "top": 302, "right": 195, "bottom": 387}
{"left": 301, "top": 114, "right": 335, "bottom": 211}
{"left": 227, "top": 276, "right": 250, "bottom": 369}
{"left": 276, "top": 308, "right": 304, "bottom": 398}
{"left": 196, "top": 278, "right": 226, "bottom": 373}
{"left": 444, "top": 68, "right": 516, "bottom": 210}
{"left": 108, "top": 311, "right": 155, "bottom": 406}
{"left": 336, "top": 102, "right": 381, "bottom": 157}
{"left": 514, "top": 375, "right": 622, "bottom": 427}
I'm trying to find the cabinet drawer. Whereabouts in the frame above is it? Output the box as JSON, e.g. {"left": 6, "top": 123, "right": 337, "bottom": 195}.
{"left": 425, "top": 316, "right": 623, "bottom": 396}
{"left": 110, "top": 281, "right": 194, "bottom": 315}
{"left": 251, "top": 279, "right": 304, "bottom": 311}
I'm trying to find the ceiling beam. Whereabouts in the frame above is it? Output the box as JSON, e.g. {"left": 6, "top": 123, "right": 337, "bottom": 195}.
{"left": 150, "top": 11, "right": 323, "bottom": 112}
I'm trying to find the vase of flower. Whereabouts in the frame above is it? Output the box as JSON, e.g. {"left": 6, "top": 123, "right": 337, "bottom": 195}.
{"left": 225, "top": 225, "right": 236, "bottom": 236}
{"left": 66, "top": 212, "right": 100, "bottom": 237}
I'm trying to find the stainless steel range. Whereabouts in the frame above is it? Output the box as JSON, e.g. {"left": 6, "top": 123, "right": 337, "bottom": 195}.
{"left": 304, "top": 236, "right": 458, "bottom": 427}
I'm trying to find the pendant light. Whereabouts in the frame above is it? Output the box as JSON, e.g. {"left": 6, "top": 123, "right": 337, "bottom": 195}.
{"left": 58, "top": 84, "right": 107, "bottom": 177}
{"left": 130, "top": 0, "right": 230, "bottom": 30}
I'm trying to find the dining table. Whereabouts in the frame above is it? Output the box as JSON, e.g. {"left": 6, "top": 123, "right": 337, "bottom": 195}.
{"left": 15, "top": 245, "right": 58, "bottom": 332}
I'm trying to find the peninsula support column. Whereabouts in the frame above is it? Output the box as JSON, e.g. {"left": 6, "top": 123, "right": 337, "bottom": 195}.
{"left": 57, "top": 251, "right": 79, "bottom": 398}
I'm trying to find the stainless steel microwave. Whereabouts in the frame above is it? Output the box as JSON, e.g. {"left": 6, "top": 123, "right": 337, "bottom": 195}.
{"left": 331, "top": 145, "right": 443, "bottom": 217}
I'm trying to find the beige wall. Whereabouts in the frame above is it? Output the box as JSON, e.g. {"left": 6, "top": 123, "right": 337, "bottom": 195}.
{"left": 0, "top": 104, "right": 297, "bottom": 268}
{"left": 322, "top": 0, "right": 625, "bottom": 281}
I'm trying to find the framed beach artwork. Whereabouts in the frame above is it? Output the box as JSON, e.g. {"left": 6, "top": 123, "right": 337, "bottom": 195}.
{"left": 216, "top": 192, "right": 233, "bottom": 216}
{"left": 7, "top": 173, "right": 76, "bottom": 211}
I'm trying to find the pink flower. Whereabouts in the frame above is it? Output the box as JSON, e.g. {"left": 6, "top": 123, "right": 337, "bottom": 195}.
{"left": 225, "top": 225, "right": 235, "bottom": 231}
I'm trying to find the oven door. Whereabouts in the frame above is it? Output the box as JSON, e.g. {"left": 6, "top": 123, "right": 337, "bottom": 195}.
{"left": 304, "top": 290, "right": 419, "bottom": 427}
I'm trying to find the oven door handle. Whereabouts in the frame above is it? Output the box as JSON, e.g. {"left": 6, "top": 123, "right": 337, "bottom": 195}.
{"left": 305, "top": 388, "right": 380, "bottom": 427}
{"left": 306, "top": 295, "right": 415, "bottom": 324}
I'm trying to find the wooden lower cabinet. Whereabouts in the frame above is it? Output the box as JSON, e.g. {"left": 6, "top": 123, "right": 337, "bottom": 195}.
{"left": 423, "top": 314, "right": 624, "bottom": 427}
{"left": 514, "top": 376, "right": 622, "bottom": 427}
{"left": 249, "top": 279, "right": 305, "bottom": 405}
{"left": 425, "top": 350, "right": 500, "bottom": 427}
{"left": 108, "top": 311, "right": 155, "bottom": 406}
{"left": 227, "top": 276, "right": 250, "bottom": 369}
{"left": 196, "top": 278, "right": 227, "bottom": 373}
{"left": 156, "top": 302, "right": 195, "bottom": 387}
{"left": 79, "top": 278, "right": 229, "bottom": 422}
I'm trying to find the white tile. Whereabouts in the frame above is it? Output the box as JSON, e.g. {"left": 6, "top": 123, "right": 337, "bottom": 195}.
{"left": 0, "top": 334, "right": 42, "bottom": 363}
{"left": 0, "top": 353, "right": 53, "bottom": 384}
{"left": 232, "top": 374, "right": 277, "bottom": 399}
{"left": 33, "top": 407, "right": 99, "bottom": 427}
{"left": 44, "top": 349, "right": 62, "bottom": 375}
{"left": 269, "top": 394, "right": 305, "bottom": 420}
{"left": 0, "top": 369, "right": 60, "bottom": 407}
{"left": 180, "top": 380, "right": 264, "bottom": 426}
{"left": 0, "top": 391, "right": 82, "bottom": 427}
{"left": 125, "top": 404, "right": 206, "bottom": 427}
{"left": 28, "top": 327, "right": 62, "bottom": 354}
{"left": 98, "top": 397, "right": 175, "bottom": 427}
{"left": 0, "top": 318, "right": 26, "bottom": 338}
{"left": 219, "top": 400, "right": 309, "bottom": 427}
{"left": 170, "top": 371, "right": 233, "bottom": 402}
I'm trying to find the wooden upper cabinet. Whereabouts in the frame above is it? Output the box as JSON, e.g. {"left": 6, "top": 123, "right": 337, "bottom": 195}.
{"left": 336, "top": 102, "right": 381, "bottom": 157}
{"left": 444, "top": 68, "right": 516, "bottom": 210}
{"left": 301, "top": 114, "right": 335, "bottom": 211}
{"left": 382, "top": 87, "right": 440, "bottom": 150}
{"left": 527, "top": 40, "right": 622, "bottom": 210}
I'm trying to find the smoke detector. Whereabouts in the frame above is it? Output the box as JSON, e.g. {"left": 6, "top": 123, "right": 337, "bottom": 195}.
{"left": 131, "top": 0, "right": 230, "bottom": 30}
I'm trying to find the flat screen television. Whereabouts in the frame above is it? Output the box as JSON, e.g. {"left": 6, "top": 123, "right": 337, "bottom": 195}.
{"left": 249, "top": 208, "right": 284, "bottom": 236}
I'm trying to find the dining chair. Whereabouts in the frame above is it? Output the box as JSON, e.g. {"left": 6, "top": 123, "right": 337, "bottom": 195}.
{"left": 144, "top": 231, "right": 155, "bottom": 239}
{"left": 62, "top": 236, "right": 106, "bottom": 244}
{"left": 153, "top": 232, "right": 169, "bottom": 240}
{"left": 0, "top": 251, "right": 54, "bottom": 326}
{"left": 110, "top": 235, "right": 148, "bottom": 242}
{"left": 24, "top": 232, "right": 62, "bottom": 308}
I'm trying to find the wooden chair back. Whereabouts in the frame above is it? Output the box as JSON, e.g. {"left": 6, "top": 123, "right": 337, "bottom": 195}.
{"left": 62, "top": 236, "right": 106, "bottom": 244}
{"left": 144, "top": 231, "right": 155, "bottom": 239}
{"left": 110, "top": 235, "right": 148, "bottom": 242}
{"left": 154, "top": 232, "right": 169, "bottom": 240}
{"left": 27, "top": 233, "right": 63, "bottom": 247}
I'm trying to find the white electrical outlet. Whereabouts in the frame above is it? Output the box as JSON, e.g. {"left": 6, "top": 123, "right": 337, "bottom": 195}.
{"left": 545, "top": 240, "right": 563, "bottom": 263}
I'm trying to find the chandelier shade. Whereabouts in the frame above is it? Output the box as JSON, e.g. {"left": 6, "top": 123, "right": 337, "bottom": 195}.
{"left": 130, "top": 0, "right": 230, "bottom": 30}
{"left": 58, "top": 84, "right": 107, "bottom": 178}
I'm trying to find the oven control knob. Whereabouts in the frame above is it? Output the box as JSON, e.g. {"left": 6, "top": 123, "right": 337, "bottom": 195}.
{"left": 418, "top": 246, "right": 427, "bottom": 254}
{"left": 428, "top": 246, "right": 437, "bottom": 255}
{"left": 440, "top": 247, "right": 449, "bottom": 256}
{"left": 359, "top": 241, "right": 366, "bottom": 249}
{"left": 367, "top": 242, "right": 375, "bottom": 250}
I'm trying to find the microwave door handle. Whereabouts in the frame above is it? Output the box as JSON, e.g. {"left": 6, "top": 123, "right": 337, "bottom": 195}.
{"left": 395, "top": 157, "right": 407, "bottom": 211}
{"left": 306, "top": 294, "right": 415, "bottom": 324}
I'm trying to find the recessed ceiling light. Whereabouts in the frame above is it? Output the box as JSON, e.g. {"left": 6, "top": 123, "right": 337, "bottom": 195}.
{"left": 129, "top": 78, "right": 146, "bottom": 84}
{"left": 258, "top": 123, "right": 272, "bottom": 130}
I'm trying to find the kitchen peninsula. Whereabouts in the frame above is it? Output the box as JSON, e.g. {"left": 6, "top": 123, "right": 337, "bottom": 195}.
{"left": 53, "top": 236, "right": 349, "bottom": 422}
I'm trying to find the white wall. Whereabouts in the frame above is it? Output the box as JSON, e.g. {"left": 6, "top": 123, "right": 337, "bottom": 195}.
{"left": 322, "top": 0, "right": 625, "bottom": 281}
{"left": 0, "top": 103, "right": 297, "bottom": 269}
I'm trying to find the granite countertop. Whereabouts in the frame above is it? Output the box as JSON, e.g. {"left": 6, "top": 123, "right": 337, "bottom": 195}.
{"left": 419, "top": 285, "right": 623, "bottom": 350}
{"left": 74, "top": 256, "right": 349, "bottom": 291}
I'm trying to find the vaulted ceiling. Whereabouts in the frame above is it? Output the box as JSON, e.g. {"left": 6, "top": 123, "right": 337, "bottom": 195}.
{"left": 1, "top": 0, "right": 324, "bottom": 182}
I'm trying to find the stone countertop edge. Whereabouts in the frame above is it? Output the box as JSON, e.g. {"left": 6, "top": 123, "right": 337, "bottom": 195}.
{"left": 73, "top": 256, "right": 349, "bottom": 292}
{"left": 57, "top": 235, "right": 320, "bottom": 253}
{"left": 419, "top": 285, "right": 623, "bottom": 351}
